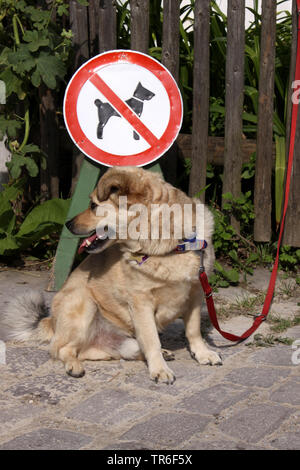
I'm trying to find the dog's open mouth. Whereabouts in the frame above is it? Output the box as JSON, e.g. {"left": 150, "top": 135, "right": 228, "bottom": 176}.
{"left": 78, "top": 231, "right": 110, "bottom": 254}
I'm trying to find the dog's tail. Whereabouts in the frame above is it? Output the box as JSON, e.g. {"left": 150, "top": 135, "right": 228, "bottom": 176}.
{"left": 0, "top": 291, "right": 54, "bottom": 343}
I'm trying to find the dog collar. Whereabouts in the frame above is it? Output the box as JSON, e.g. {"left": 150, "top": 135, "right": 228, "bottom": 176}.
{"left": 128, "top": 254, "right": 149, "bottom": 265}
{"left": 128, "top": 237, "right": 207, "bottom": 266}
{"left": 175, "top": 237, "right": 207, "bottom": 252}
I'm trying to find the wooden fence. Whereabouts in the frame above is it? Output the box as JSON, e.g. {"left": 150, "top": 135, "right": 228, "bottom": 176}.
{"left": 66, "top": 0, "right": 300, "bottom": 247}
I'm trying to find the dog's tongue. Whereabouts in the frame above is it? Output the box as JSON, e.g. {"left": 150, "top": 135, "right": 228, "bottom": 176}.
{"left": 78, "top": 233, "right": 98, "bottom": 254}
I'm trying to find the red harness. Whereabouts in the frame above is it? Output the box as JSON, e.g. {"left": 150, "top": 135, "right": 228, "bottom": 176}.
{"left": 200, "top": 3, "right": 300, "bottom": 342}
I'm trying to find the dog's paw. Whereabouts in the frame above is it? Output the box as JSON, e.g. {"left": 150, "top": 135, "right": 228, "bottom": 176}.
{"left": 192, "top": 349, "right": 222, "bottom": 366}
{"left": 65, "top": 360, "right": 85, "bottom": 378}
{"left": 149, "top": 363, "right": 176, "bottom": 384}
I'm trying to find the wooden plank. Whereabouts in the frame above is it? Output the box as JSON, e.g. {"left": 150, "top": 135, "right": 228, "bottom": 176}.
{"left": 88, "top": 0, "right": 100, "bottom": 57}
{"left": 283, "top": 0, "right": 300, "bottom": 247}
{"left": 130, "top": 0, "right": 149, "bottom": 53}
{"left": 160, "top": 0, "right": 180, "bottom": 185}
{"left": 177, "top": 134, "right": 275, "bottom": 166}
{"left": 69, "top": 0, "right": 89, "bottom": 69}
{"left": 98, "top": 0, "right": 117, "bottom": 53}
{"left": 161, "top": 0, "right": 180, "bottom": 81}
{"left": 222, "top": 0, "right": 245, "bottom": 232}
{"left": 188, "top": 0, "right": 210, "bottom": 200}
{"left": 39, "top": 86, "right": 59, "bottom": 200}
{"left": 62, "top": 130, "right": 275, "bottom": 167}
{"left": 254, "top": 0, "right": 277, "bottom": 242}
{"left": 50, "top": 159, "right": 101, "bottom": 291}
{"left": 69, "top": 0, "right": 90, "bottom": 194}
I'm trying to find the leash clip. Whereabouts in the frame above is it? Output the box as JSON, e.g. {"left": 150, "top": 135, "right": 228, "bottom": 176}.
{"left": 199, "top": 249, "right": 205, "bottom": 273}
{"left": 254, "top": 313, "right": 267, "bottom": 322}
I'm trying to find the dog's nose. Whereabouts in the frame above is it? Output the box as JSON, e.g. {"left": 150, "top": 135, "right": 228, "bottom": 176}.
{"left": 65, "top": 219, "right": 73, "bottom": 232}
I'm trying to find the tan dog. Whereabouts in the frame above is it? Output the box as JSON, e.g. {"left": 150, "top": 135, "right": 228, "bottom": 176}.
{"left": 2, "top": 167, "right": 222, "bottom": 383}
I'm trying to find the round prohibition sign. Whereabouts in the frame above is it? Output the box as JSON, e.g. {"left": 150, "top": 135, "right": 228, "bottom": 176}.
{"left": 64, "top": 50, "right": 183, "bottom": 167}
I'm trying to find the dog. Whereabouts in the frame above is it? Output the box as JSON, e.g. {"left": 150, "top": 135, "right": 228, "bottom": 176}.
{"left": 94, "top": 82, "right": 155, "bottom": 140}
{"left": 1, "top": 167, "right": 222, "bottom": 384}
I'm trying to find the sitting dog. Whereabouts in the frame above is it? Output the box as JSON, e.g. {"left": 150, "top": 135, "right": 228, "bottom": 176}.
{"left": 1, "top": 167, "right": 222, "bottom": 384}
{"left": 94, "top": 82, "right": 155, "bottom": 140}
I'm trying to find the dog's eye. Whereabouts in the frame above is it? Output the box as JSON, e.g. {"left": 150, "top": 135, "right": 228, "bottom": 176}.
{"left": 90, "top": 202, "right": 97, "bottom": 210}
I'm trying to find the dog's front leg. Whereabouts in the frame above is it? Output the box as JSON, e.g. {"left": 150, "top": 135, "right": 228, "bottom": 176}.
{"left": 130, "top": 298, "right": 175, "bottom": 384}
{"left": 50, "top": 293, "right": 97, "bottom": 378}
{"left": 184, "top": 287, "right": 222, "bottom": 366}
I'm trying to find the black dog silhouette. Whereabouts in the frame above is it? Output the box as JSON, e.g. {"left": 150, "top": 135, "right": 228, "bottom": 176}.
{"left": 94, "top": 82, "right": 155, "bottom": 140}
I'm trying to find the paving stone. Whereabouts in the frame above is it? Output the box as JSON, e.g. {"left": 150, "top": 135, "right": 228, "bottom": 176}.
{"left": 0, "top": 428, "right": 92, "bottom": 450}
{"left": 224, "top": 367, "right": 291, "bottom": 388}
{"left": 270, "top": 378, "right": 300, "bottom": 406}
{"left": 104, "top": 441, "right": 151, "bottom": 450}
{"left": 249, "top": 345, "right": 295, "bottom": 367}
{"left": 270, "top": 301, "right": 300, "bottom": 319}
{"left": 4, "top": 346, "right": 50, "bottom": 374}
{"left": 179, "top": 383, "right": 250, "bottom": 415}
{"left": 124, "top": 360, "right": 214, "bottom": 395}
{"left": 121, "top": 412, "right": 210, "bottom": 447}
{"left": 183, "top": 438, "right": 261, "bottom": 450}
{"left": 285, "top": 325, "right": 300, "bottom": 341}
{"left": 0, "top": 404, "right": 45, "bottom": 433}
{"left": 1, "top": 267, "right": 300, "bottom": 450}
{"left": 245, "top": 267, "right": 272, "bottom": 292}
{"left": 159, "top": 319, "right": 186, "bottom": 351}
{"left": 5, "top": 373, "right": 89, "bottom": 404}
{"left": 269, "top": 432, "right": 300, "bottom": 450}
{"left": 219, "top": 404, "right": 292, "bottom": 443}
{"left": 67, "top": 388, "right": 148, "bottom": 425}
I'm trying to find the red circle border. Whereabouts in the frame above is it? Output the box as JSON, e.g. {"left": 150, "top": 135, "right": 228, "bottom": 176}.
{"left": 63, "top": 50, "right": 183, "bottom": 167}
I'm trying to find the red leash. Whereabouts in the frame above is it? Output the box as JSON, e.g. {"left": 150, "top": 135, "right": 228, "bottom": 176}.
{"left": 200, "top": 2, "right": 300, "bottom": 342}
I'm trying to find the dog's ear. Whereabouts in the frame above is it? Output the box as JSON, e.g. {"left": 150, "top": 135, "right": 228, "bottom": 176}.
{"left": 97, "top": 170, "right": 149, "bottom": 202}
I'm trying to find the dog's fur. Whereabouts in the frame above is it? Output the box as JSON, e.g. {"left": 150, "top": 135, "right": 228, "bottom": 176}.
{"left": 1, "top": 167, "right": 221, "bottom": 383}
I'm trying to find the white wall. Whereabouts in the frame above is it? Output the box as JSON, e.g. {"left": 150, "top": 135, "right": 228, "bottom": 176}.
{"left": 215, "top": 0, "right": 292, "bottom": 26}
{"left": 181, "top": 1, "right": 292, "bottom": 27}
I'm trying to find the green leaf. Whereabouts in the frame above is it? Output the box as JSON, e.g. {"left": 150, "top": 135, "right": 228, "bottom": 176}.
{"left": 23, "top": 30, "right": 49, "bottom": 52}
{"left": 17, "top": 198, "right": 71, "bottom": 239}
{"left": 35, "top": 52, "right": 66, "bottom": 89}
{"left": 21, "top": 144, "right": 41, "bottom": 154}
{"left": 0, "top": 235, "right": 20, "bottom": 255}
{"left": 7, "top": 44, "right": 35, "bottom": 74}
{"left": 0, "top": 207, "right": 15, "bottom": 233}
{"left": 0, "top": 179, "right": 25, "bottom": 208}
{"left": 6, "top": 154, "right": 39, "bottom": 178}
{"left": 0, "top": 68, "right": 25, "bottom": 99}
{"left": 0, "top": 115, "right": 22, "bottom": 139}
{"left": 275, "top": 135, "right": 286, "bottom": 226}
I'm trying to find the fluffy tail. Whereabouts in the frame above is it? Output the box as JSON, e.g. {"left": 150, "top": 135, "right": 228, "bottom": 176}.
{"left": 0, "top": 290, "right": 54, "bottom": 343}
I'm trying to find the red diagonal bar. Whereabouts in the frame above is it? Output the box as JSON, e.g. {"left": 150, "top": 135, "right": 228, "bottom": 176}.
{"left": 89, "top": 73, "right": 159, "bottom": 147}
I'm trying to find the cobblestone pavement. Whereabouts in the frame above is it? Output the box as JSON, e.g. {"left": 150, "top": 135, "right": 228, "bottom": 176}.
{"left": 0, "top": 267, "right": 299, "bottom": 450}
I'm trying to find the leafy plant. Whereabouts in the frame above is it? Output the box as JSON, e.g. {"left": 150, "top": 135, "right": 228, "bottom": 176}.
{"left": 222, "top": 191, "right": 255, "bottom": 233}
{"left": 0, "top": 0, "right": 73, "bottom": 163}
{"left": 279, "top": 246, "right": 300, "bottom": 271}
{"left": 0, "top": 0, "right": 74, "bottom": 261}
{"left": 0, "top": 185, "right": 70, "bottom": 257}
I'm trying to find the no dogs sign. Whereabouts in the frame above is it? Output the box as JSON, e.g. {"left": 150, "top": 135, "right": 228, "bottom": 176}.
{"left": 64, "top": 50, "right": 183, "bottom": 167}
